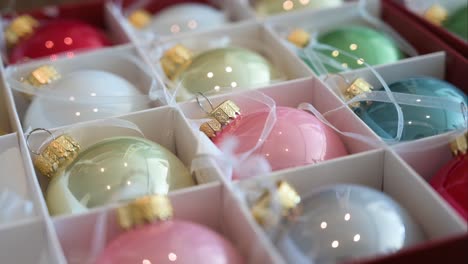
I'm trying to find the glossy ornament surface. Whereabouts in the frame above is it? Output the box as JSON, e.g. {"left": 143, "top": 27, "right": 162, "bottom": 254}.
{"left": 23, "top": 70, "right": 148, "bottom": 129}
{"left": 178, "top": 47, "right": 278, "bottom": 99}
{"left": 145, "top": 3, "right": 227, "bottom": 35}
{"left": 9, "top": 19, "right": 110, "bottom": 63}
{"left": 276, "top": 184, "right": 424, "bottom": 264}
{"left": 46, "top": 136, "right": 194, "bottom": 216}
{"left": 430, "top": 154, "right": 468, "bottom": 220}
{"left": 443, "top": 5, "right": 468, "bottom": 40}
{"left": 255, "top": 0, "right": 342, "bottom": 16}
{"left": 313, "top": 26, "right": 403, "bottom": 73}
{"left": 212, "top": 106, "right": 348, "bottom": 177}
{"left": 96, "top": 219, "right": 243, "bottom": 264}
{"left": 356, "top": 77, "right": 467, "bottom": 141}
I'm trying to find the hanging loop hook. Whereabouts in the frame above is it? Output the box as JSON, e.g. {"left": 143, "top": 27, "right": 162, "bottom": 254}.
{"left": 26, "top": 128, "right": 53, "bottom": 155}
{"left": 195, "top": 92, "right": 214, "bottom": 115}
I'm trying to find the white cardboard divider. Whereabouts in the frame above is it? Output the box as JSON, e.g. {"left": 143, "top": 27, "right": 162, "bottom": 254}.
{"left": 3, "top": 44, "right": 164, "bottom": 132}
{"left": 144, "top": 20, "right": 312, "bottom": 90}
{"left": 236, "top": 149, "right": 466, "bottom": 264}
{"left": 0, "top": 133, "right": 39, "bottom": 224}
{"left": 53, "top": 182, "right": 276, "bottom": 264}
{"left": 0, "top": 219, "right": 61, "bottom": 264}
{"left": 0, "top": 68, "right": 14, "bottom": 133}
{"left": 392, "top": 133, "right": 456, "bottom": 183}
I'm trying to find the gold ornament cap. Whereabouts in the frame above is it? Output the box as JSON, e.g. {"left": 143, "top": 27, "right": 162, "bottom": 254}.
{"left": 344, "top": 78, "right": 373, "bottom": 108}
{"left": 251, "top": 181, "right": 302, "bottom": 227}
{"left": 287, "top": 29, "right": 310, "bottom": 48}
{"left": 25, "top": 65, "right": 61, "bottom": 87}
{"left": 128, "top": 9, "right": 152, "bottom": 29}
{"left": 118, "top": 195, "right": 173, "bottom": 230}
{"left": 33, "top": 135, "right": 80, "bottom": 178}
{"left": 450, "top": 132, "right": 468, "bottom": 156}
{"left": 199, "top": 100, "right": 241, "bottom": 138}
{"left": 5, "top": 15, "right": 39, "bottom": 46}
{"left": 424, "top": 4, "right": 448, "bottom": 26}
{"left": 160, "top": 44, "right": 193, "bottom": 80}
{"left": 200, "top": 118, "right": 222, "bottom": 138}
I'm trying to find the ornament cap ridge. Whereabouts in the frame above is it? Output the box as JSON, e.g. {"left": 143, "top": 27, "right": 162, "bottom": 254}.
{"left": 33, "top": 134, "right": 81, "bottom": 178}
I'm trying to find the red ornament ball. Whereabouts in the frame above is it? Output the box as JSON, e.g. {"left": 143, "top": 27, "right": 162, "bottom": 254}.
{"left": 9, "top": 19, "right": 111, "bottom": 63}
{"left": 430, "top": 154, "right": 468, "bottom": 220}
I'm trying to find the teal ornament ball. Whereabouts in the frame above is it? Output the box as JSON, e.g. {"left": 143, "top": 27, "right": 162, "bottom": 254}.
{"left": 307, "top": 26, "right": 403, "bottom": 73}
{"left": 356, "top": 77, "right": 467, "bottom": 141}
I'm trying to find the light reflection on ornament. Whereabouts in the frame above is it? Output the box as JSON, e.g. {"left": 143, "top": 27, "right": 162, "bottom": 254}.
{"left": 64, "top": 37, "right": 73, "bottom": 45}
{"left": 353, "top": 234, "right": 361, "bottom": 242}
{"left": 283, "top": 0, "right": 294, "bottom": 10}
{"left": 45, "top": 40, "right": 54, "bottom": 49}
{"left": 331, "top": 240, "right": 339, "bottom": 248}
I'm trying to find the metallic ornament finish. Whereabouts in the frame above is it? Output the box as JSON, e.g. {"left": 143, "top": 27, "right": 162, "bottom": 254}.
{"left": 146, "top": 3, "right": 227, "bottom": 35}
{"left": 313, "top": 26, "right": 403, "bottom": 73}
{"left": 23, "top": 70, "right": 148, "bottom": 129}
{"left": 212, "top": 107, "right": 348, "bottom": 177}
{"left": 356, "top": 77, "right": 467, "bottom": 141}
{"left": 255, "top": 0, "right": 342, "bottom": 16}
{"left": 177, "top": 47, "right": 278, "bottom": 99}
{"left": 95, "top": 220, "right": 243, "bottom": 264}
{"left": 9, "top": 19, "right": 110, "bottom": 63}
{"left": 443, "top": 5, "right": 468, "bottom": 40}
{"left": 276, "top": 184, "right": 424, "bottom": 264}
{"left": 46, "top": 137, "right": 194, "bottom": 216}
{"left": 430, "top": 154, "right": 468, "bottom": 220}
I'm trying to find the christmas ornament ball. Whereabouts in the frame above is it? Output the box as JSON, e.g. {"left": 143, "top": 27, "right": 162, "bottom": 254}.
{"left": 212, "top": 106, "right": 348, "bottom": 177}
{"left": 276, "top": 184, "right": 424, "bottom": 264}
{"left": 23, "top": 70, "right": 148, "bottom": 130}
{"left": 356, "top": 77, "right": 467, "bottom": 141}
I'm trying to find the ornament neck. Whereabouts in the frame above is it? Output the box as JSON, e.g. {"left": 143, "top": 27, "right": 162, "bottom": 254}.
{"left": 450, "top": 133, "right": 468, "bottom": 157}
{"left": 251, "top": 181, "right": 301, "bottom": 228}
{"left": 5, "top": 15, "right": 39, "bottom": 46}
{"left": 117, "top": 195, "right": 173, "bottom": 230}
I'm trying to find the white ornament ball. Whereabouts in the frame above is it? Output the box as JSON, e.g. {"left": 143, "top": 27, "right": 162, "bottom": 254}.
{"left": 276, "top": 184, "right": 424, "bottom": 264}
{"left": 148, "top": 3, "right": 227, "bottom": 35}
{"left": 23, "top": 70, "right": 148, "bottom": 129}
